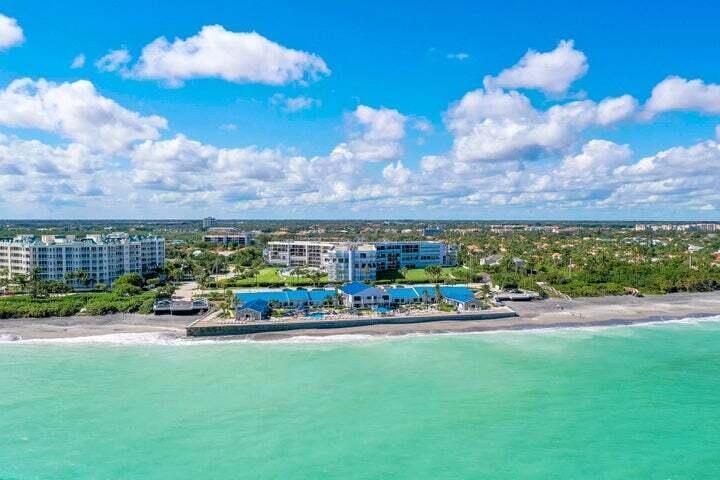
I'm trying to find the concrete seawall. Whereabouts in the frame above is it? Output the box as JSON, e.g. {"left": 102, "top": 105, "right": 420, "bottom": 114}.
{"left": 186, "top": 309, "right": 518, "bottom": 337}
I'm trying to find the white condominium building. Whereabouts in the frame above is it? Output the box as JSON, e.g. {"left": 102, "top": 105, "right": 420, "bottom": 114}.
{"left": 0, "top": 233, "right": 165, "bottom": 286}
{"left": 373, "top": 241, "right": 457, "bottom": 270}
{"left": 263, "top": 240, "right": 336, "bottom": 268}
{"left": 264, "top": 240, "right": 458, "bottom": 281}
{"left": 203, "top": 228, "right": 256, "bottom": 246}
{"left": 326, "top": 244, "right": 377, "bottom": 282}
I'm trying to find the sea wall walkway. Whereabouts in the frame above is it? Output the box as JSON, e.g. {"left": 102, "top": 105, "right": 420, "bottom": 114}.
{"left": 186, "top": 308, "right": 518, "bottom": 337}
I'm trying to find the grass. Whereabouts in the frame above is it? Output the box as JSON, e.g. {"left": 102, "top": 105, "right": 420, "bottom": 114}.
{"left": 220, "top": 267, "right": 329, "bottom": 287}
{"left": 376, "top": 267, "right": 458, "bottom": 283}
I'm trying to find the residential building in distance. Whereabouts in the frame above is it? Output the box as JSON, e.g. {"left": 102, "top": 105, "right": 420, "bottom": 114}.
{"left": 202, "top": 217, "right": 217, "bottom": 229}
{"left": 203, "top": 228, "right": 256, "bottom": 246}
{"left": 634, "top": 223, "right": 720, "bottom": 232}
{"left": 263, "top": 240, "right": 336, "bottom": 268}
{"left": 0, "top": 233, "right": 164, "bottom": 287}
{"left": 422, "top": 225, "right": 444, "bottom": 237}
{"left": 264, "top": 239, "right": 459, "bottom": 282}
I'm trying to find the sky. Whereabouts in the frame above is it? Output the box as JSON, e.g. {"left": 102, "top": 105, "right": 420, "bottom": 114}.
{"left": 1, "top": 0, "right": 720, "bottom": 220}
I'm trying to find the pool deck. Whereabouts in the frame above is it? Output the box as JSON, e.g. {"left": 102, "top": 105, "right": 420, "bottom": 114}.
{"left": 186, "top": 307, "right": 518, "bottom": 337}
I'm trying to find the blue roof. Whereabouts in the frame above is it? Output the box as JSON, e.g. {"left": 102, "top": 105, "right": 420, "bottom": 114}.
{"left": 439, "top": 286, "right": 476, "bottom": 303}
{"left": 412, "top": 286, "right": 437, "bottom": 298}
{"left": 308, "top": 290, "right": 336, "bottom": 302}
{"left": 236, "top": 289, "right": 337, "bottom": 305}
{"left": 237, "top": 291, "right": 288, "bottom": 304}
{"left": 340, "top": 281, "right": 373, "bottom": 295}
{"left": 387, "top": 287, "right": 419, "bottom": 300}
{"left": 239, "top": 299, "right": 270, "bottom": 313}
{"left": 285, "top": 290, "right": 311, "bottom": 301}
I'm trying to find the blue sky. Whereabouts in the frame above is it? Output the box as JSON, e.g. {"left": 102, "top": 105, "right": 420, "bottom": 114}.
{"left": 1, "top": 0, "right": 720, "bottom": 219}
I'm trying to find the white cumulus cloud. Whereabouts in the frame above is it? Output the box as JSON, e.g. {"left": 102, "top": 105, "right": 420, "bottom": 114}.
{"left": 0, "top": 13, "right": 24, "bottom": 51}
{"left": 128, "top": 25, "right": 330, "bottom": 87}
{"left": 484, "top": 40, "right": 588, "bottom": 95}
{"left": 0, "top": 78, "right": 167, "bottom": 153}
{"left": 643, "top": 76, "right": 720, "bottom": 118}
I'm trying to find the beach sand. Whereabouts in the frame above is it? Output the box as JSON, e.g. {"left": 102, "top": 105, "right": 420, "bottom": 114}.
{"left": 2, "top": 292, "right": 720, "bottom": 341}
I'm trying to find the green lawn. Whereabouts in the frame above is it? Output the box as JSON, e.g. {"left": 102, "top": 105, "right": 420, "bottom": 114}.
{"left": 223, "top": 267, "right": 329, "bottom": 287}
{"left": 376, "top": 267, "right": 459, "bottom": 283}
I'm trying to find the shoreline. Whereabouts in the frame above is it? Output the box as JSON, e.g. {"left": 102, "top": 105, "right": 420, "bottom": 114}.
{"left": 2, "top": 291, "right": 720, "bottom": 342}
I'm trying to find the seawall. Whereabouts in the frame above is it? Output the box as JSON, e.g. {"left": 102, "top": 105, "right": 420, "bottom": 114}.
{"left": 186, "top": 309, "right": 518, "bottom": 337}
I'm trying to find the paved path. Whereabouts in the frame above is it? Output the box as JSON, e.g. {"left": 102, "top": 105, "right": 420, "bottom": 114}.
{"left": 173, "top": 281, "right": 198, "bottom": 301}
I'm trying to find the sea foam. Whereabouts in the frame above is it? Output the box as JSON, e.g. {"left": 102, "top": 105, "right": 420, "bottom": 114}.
{"left": 4, "top": 314, "right": 720, "bottom": 346}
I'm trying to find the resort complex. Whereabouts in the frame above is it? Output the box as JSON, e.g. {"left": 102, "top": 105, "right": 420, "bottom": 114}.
{"left": 263, "top": 240, "right": 458, "bottom": 282}
{"left": 0, "top": 233, "right": 165, "bottom": 287}
{"left": 233, "top": 282, "right": 485, "bottom": 321}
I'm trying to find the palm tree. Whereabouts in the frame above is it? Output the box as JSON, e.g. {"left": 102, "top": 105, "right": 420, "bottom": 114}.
{"left": 399, "top": 266, "right": 408, "bottom": 281}
{"left": 424, "top": 265, "right": 443, "bottom": 283}
{"left": 13, "top": 273, "right": 28, "bottom": 294}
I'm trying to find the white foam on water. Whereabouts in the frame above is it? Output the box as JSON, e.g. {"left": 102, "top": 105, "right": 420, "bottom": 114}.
{"left": 4, "top": 314, "right": 720, "bottom": 346}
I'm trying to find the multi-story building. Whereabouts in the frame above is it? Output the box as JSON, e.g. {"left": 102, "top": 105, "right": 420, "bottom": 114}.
{"left": 203, "top": 228, "right": 255, "bottom": 246}
{"left": 202, "top": 217, "right": 217, "bottom": 229}
{"left": 0, "top": 233, "right": 164, "bottom": 287}
{"left": 265, "top": 240, "right": 458, "bottom": 281}
{"left": 373, "top": 241, "right": 457, "bottom": 270}
{"left": 263, "top": 241, "right": 336, "bottom": 268}
{"left": 326, "top": 244, "right": 377, "bottom": 282}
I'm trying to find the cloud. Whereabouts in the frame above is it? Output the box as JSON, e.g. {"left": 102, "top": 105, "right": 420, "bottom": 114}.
{"left": 95, "top": 48, "right": 131, "bottom": 73}
{"left": 0, "top": 13, "right": 24, "bottom": 51}
{"left": 270, "top": 93, "right": 321, "bottom": 112}
{"left": 445, "top": 87, "right": 637, "bottom": 163}
{"left": 127, "top": 25, "right": 330, "bottom": 87}
{"left": 561, "top": 139, "right": 632, "bottom": 175}
{"left": 484, "top": 40, "right": 588, "bottom": 95}
{"left": 382, "top": 161, "right": 411, "bottom": 185}
{"left": 596, "top": 95, "right": 638, "bottom": 125}
{"left": 341, "top": 105, "right": 407, "bottom": 162}
{"left": 70, "top": 54, "right": 86, "bottom": 69}
{"left": 0, "top": 134, "right": 105, "bottom": 176}
{"left": 0, "top": 134, "right": 113, "bottom": 208}
{"left": 643, "top": 76, "right": 720, "bottom": 118}
{"left": 0, "top": 78, "right": 167, "bottom": 153}
{"left": 446, "top": 52, "right": 469, "bottom": 61}
{"left": 614, "top": 140, "right": 720, "bottom": 179}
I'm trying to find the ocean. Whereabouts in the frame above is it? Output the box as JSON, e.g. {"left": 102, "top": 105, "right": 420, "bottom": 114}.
{"left": 2, "top": 318, "right": 720, "bottom": 479}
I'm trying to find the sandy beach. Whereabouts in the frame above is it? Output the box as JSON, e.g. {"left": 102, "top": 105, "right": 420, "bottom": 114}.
{"left": 2, "top": 291, "right": 720, "bottom": 341}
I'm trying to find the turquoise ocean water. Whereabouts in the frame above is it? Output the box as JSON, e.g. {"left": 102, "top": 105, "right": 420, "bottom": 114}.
{"left": 2, "top": 318, "right": 720, "bottom": 479}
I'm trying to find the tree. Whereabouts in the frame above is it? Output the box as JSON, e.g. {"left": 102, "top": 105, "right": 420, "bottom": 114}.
{"left": 424, "top": 265, "right": 443, "bottom": 283}
{"left": 12, "top": 273, "right": 28, "bottom": 294}
{"left": 0, "top": 267, "right": 9, "bottom": 291}
{"left": 399, "top": 266, "right": 409, "bottom": 280}
{"left": 28, "top": 268, "right": 47, "bottom": 299}
{"left": 220, "top": 289, "right": 235, "bottom": 318}
{"left": 310, "top": 270, "right": 323, "bottom": 287}
{"left": 196, "top": 272, "right": 210, "bottom": 294}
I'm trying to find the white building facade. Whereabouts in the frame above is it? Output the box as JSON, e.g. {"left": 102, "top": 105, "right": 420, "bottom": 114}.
{"left": 326, "top": 244, "right": 378, "bottom": 282}
{"left": 265, "top": 240, "right": 458, "bottom": 282}
{"left": 0, "top": 233, "right": 165, "bottom": 286}
{"left": 203, "top": 229, "right": 255, "bottom": 246}
{"left": 263, "top": 241, "right": 336, "bottom": 268}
